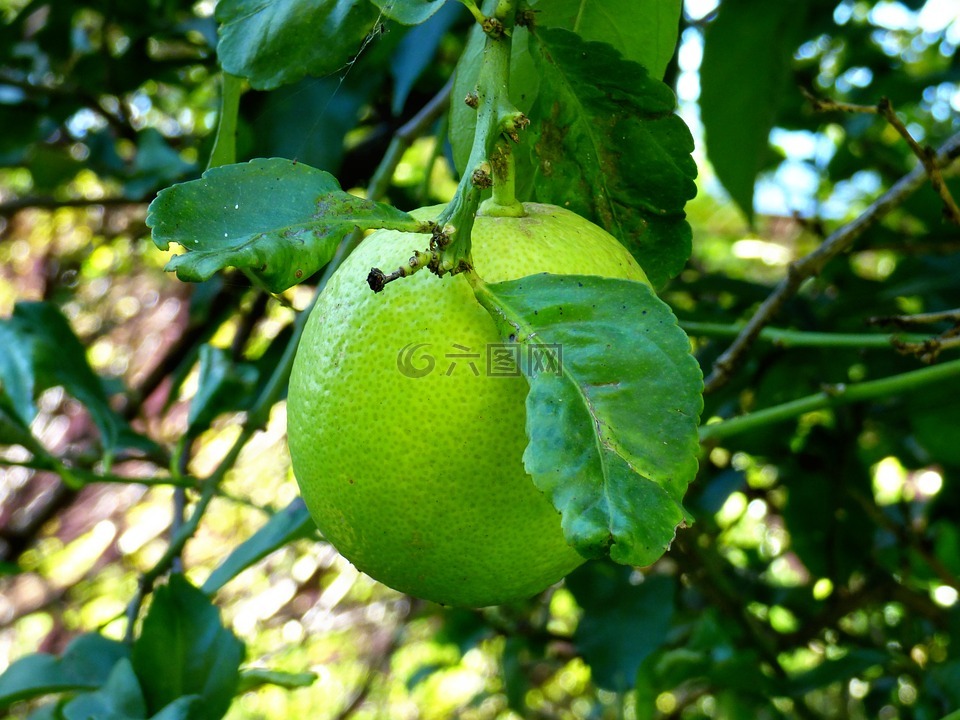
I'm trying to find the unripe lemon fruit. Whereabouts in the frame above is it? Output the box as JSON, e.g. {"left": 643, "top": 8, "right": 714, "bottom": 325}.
{"left": 287, "top": 203, "right": 650, "bottom": 607}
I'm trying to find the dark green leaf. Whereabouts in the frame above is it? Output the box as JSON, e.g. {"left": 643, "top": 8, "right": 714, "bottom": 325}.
{"left": 186, "top": 345, "right": 258, "bottom": 437}
{"left": 61, "top": 659, "right": 146, "bottom": 720}
{"left": 699, "top": 0, "right": 807, "bottom": 222}
{"left": 124, "top": 129, "right": 194, "bottom": 200}
{"left": 908, "top": 378, "right": 960, "bottom": 466}
{"left": 215, "top": 0, "right": 382, "bottom": 90}
{"left": 928, "top": 660, "right": 960, "bottom": 708}
{"left": 373, "top": 0, "right": 449, "bottom": 25}
{"left": 529, "top": 0, "right": 682, "bottom": 79}
{"left": 0, "top": 377, "right": 34, "bottom": 448}
{"left": 568, "top": 564, "right": 674, "bottom": 691}
{"left": 132, "top": 574, "right": 244, "bottom": 720}
{"left": 26, "top": 145, "right": 83, "bottom": 193}
{"left": 207, "top": 73, "right": 242, "bottom": 170}
{"left": 0, "top": 303, "right": 153, "bottom": 459}
{"left": 780, "top": 429, "right": 873, "bottom": 583}
{"left": 474, "top": 275, "right": 702, "bottom": 565}
{"left": 527, "top": 28, "right": 697, "bottom": 287}
{"left": 202, "top": 498, "right": 316, "bottom": 594}
{"left": 501, "top": 637, "right": 534, "bottom": 713}
{"left": 147, "top": 158, "right": 424, "bottom": 292}
{"left": 236, "top": 669, "right": 317, "bottom": 693}
{"left": 0, "top": 633, "right": 129, "bottom": 710}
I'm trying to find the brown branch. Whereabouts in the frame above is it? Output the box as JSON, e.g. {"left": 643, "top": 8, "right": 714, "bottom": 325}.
{"left": 804, "top": 90, "right": 960, "bottom": 224}
{"left": 801, "top": 88, "right": 879, "bottom": 115}
{"left": 869, "top": 308, "right": 960, "bottom": 363}
{"left": 877, "top": 98, "right": 960, "bottom": 225}
{"left": 891, "top": 334, "right": 960, "bottom": 364}
{"left": 704, "top": 131, "right": 960, "bottom": 393}
{"left": 869, "top": 308, "right": 960, "bottom": 327}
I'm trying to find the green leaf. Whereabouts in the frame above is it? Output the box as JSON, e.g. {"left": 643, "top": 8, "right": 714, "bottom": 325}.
{"left": 235, "top": 669, "right": 317, "bottom": 694}
{"left": 207, "top": 73, "right": 242, "bottom": 170}
{"left": 147, "top": 158, "right": 424, "bottom": 293}
{"left": 0, "top": 633, "right": 129, "bottom": 710}
{"left": 529, "top": 0, "right": 682, "bottom": 79}
{"left": 908, "top": 378, "right": 960, "bottom": 466}
{"left": 215, "top": 0, "right": 382, "bottom": 90}
{"left": 61, "top": 659, "right": 146, "bottom": 720}
{"left": 186, "top": 345, "right": 258, "bottom": 437}
{"left": 568, "top": 565, "right": 675, "bottom": 691}
{"left": 527, "top": 28, "right": 697, "bottom": 287}
{"left": 0, "top": 303, "right": 152, "bottom": 459}
{"left": 373, "top": 0, "right": 449, "bottom": 25}
{"left": 202, "top": 498, "right": 316, "bottom": 594}
{"left": 699, "top": 0, "right": 807, "bottom": 222}
{"left": 473, "top": 274, "right": 703, "bottom": 565}
{"left": 124, "top": 129, "right": 194, "bottom": 200}
{"left": 148, "top": 698, "right": 201, "bottom": 720}
{"left": 132, "top": 574, "right": 244, "bottom": 720}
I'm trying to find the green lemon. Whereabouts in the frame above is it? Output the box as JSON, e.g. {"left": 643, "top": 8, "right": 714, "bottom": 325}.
{"left": 287, "top": 203, "right": 650, "bottom": 607}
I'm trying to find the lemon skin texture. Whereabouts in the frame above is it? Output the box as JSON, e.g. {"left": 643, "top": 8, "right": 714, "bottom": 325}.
{"left": 287, "top": 202, "right": 650, "bottom": 607}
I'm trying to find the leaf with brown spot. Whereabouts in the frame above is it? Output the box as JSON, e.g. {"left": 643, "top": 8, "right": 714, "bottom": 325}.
{"left": 527, "top": 28, "right": 698, "bottom": 288}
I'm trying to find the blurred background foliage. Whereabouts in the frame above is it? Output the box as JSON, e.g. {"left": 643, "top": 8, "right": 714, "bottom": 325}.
{"left": 0, "top": 0, "right": 959, "bottom": 719}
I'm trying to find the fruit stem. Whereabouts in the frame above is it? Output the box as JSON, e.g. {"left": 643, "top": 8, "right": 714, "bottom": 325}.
{"left": 433, "top": 0, "right": 524, "bottom": 269}
{"left": 479, "top": 140, "right": 525, "bottom": 217}
{"left": 367, "top": 0, "right": 526, "bottom": 291}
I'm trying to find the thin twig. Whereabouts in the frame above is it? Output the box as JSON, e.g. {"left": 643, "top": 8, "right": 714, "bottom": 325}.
{"left": 804, "top": 89, "right": 960, "bottom": 224}
{"left": 868, "top": 308, "right": 960, "bottom": 363}
{"left": 703, "top": 131, "right": 960, "bottom": 393}
{"left": 892, "top": 334, "right": 960, "bottom": 364}
{"left": 869, "top": 308, "right": 960, "bottom": 327}
{"left": 877, "top": 97, "right": 960, "bottom": 225}
{"left": 801, "top": 88, "right": 879, "bottom": 115}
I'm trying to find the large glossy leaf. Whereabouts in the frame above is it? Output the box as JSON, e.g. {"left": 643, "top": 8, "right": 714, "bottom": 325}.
{"left": 131, "top": 575, "right": 244, "bottom": 720}
{"left": 700, "top": 0, "right": 808, "bottom": 222}
{"left": 0, "top": 303, "right": 153, "bottom": 458}
{"left": 473, "top": 274, "right": 702, "bottom": 565}
{"left": 529, "top": 0, "right": 682, "bottom": 79}
{"left": 215, "top": 0, "right": 382, "bottom": 90}
{"left": 148, "top": 158, "right": 426, "bottom": 292}
{"left": 527, "top": 28, "right": 697, "bottom": 287}
{"left": 0, "top": 633, "right": 129, "bottom": 710}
